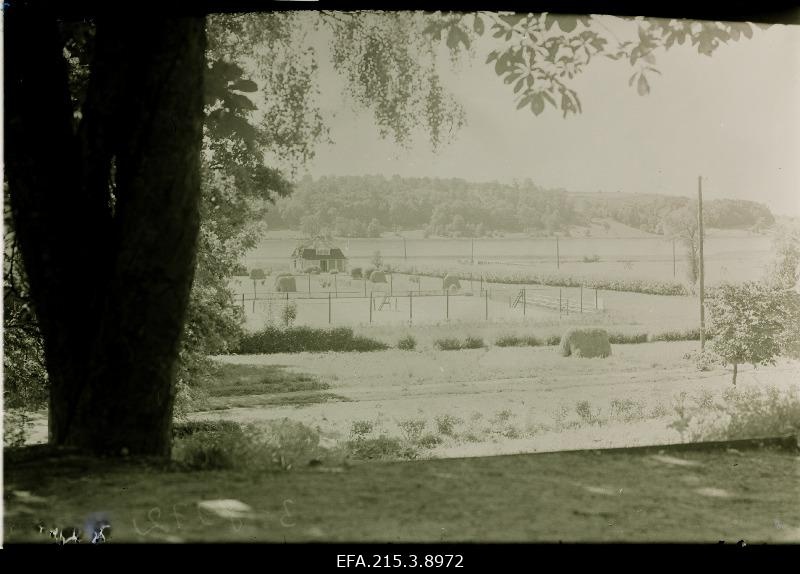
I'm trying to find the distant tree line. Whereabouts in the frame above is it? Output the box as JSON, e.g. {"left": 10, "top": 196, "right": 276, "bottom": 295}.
{"left": 263, "top": 175, "right": 775, "bottom": 238}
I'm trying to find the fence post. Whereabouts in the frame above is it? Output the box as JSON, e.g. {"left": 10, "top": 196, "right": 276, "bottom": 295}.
{"left": 446, "top": 289, "right": 449, "bottom": 320}
{"left": 308, "top": 273, "right": 311, "bottom": 293}
{"left": 595, "top": 288, "right": 598, "bottom": 309}
{"left": 566, "top": 298, "right": 569, "bottom": 315}
{"left": 485, "top": 289, "right": 488, "bottom": 321}
{"left": 523, "top": 288, "right": 526, "bottom": 316}
{"left": 328, "top": 291, "right": 332, "bottom": 324}
{"left": 580, "top": 285, "right": 583, "bottom": 314}
{"left": 559, "top": 288, "right": 562, "bottom": 315}
{"left": 409, "top": 290, "right": 413, "bottom": 323}
{"left": 369, "top": 292, "right": 372, "bottom": 323}
{"left": 241, "top": 292, "right": 245, "bottom": 309}
{"left": 364, "top": 278, "right": 366, "bottom": 297}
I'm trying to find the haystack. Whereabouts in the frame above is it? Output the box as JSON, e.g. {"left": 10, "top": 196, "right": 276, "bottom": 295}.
{"left": 559, "top": 328, "right": 612, "bottom": 358}
{"left": 369, "top": 270, "right": 387, "bottom": 283}
{"left": 274, "top": 275, "right": 297, "bottom": 292}
{"left": 443, "top": 274, "right": 461, "bottom": 291}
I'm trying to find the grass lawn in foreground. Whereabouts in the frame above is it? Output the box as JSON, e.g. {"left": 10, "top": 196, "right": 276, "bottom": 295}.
{"left": 5, "top": 441, "right": 798, "bottom": 543}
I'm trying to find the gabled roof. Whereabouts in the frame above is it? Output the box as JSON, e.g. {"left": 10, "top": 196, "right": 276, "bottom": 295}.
{"left": 291, "top": 236, "right": 347, "bottom": 260}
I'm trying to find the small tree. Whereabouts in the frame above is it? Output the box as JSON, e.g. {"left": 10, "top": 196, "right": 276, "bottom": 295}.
{"left": 706, "top": 282, "right": 800, "bottom": 384}
{"left": 371, "top": 250, "right": 383, "bottom": 270}
{"left": 281, "top": 302, "right": 297, "bottom": 327}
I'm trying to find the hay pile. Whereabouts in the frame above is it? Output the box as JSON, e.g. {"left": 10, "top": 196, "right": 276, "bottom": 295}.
{"left": 443, "top": 274, "right": 461, "bottom": 291}
{"left": 559, "top": 328, "right": 612, "bottom": 358}
{"left": 274, "top": 275, "right": 297, "bottom": 292}
{"left": 369, "top": 270, "right": 387, "bottom": 283}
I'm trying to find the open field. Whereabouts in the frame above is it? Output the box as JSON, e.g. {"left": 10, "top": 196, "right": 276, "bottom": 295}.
{"left": 198, "top": 342, "right": 800, "bottom": 458}
{"left": 5, "top": 440, "right": 798, "bottom": 543}
{"left": 243, "top": 229, "right": 773, "bottom": 286}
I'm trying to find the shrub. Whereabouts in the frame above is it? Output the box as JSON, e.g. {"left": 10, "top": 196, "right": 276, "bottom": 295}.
{"left": 250, "top": 268, "right": 267, "bottom": 280}
{"left": 575, "top": 400, "right": 603, "bottom": 425}
{"left": 609, "top": 398, "right": 646, "bottom": 422}
{"left": 397, "top": 335, "right": 417, "bottom": 350}
{"left": 582, "top": 254, "right": 601, "bottom": 263}
{"left": 649, "top": 328, "right": 704, "bottom": 342}
{"left": 397, "top": 418, "right": 427, "bottom": 442}
{"left": 443, "top": 274, "right": 461, "bottom": 291}
{"left": 463, "top": 336, "right": 485, "bottom": 349}
{"left": 3, "top": 410, "right": 33, "bottom": 448}
{"left": 281, "top": 302, "right": 298, "bottom": 327}
{"left": 349, "top": 420, "right": 375, "bottom": 439}
{"left": 669, "top": 385, "right": 800, "bottom": 442}
{"left": 608, "top": 332, "right": 648, "bottom": 344}
{"left": 236, "top": 326, "right": 389, "bottom": 354}
{"left": 545, "top": 334, "right": 561, "bottom": 346}
{"left": 351, "top": 267, "right": 363, "bottom": 279}
{"left": 417, "top": 433, "right": 443, "bottom": 448}
{"left": 495, "top": 334, "right": 541, "bottom": 347}
{"left": 369, "top": 270, "right": 387, "bottom": 283}
{"left": 346, "top": 434, "right": 417, "bottom": 460}
{"left": 274, "top": 275, "right": 297, "bottom": 292}
{"left": 559, "top": 328, "right": 612, "bottom": 358}
{"left": 363, "top": 267, "right": 375, "bottom": 279}
{"left": 434, "top": 337, "right": 463, "bottom": 351}
{"left": 435, "top": 414, "right": 462, "bottom": 437}
{"left": 172, "top": 419, "right": 326, "bottom": 471}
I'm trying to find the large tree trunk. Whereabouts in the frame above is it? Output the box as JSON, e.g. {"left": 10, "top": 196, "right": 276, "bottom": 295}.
{"left": 5, "top": 8, "right": 206, "bottom": 456}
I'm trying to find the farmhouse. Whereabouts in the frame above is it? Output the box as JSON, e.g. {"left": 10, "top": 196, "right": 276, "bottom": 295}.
{"left": 291, "top": 237, "right": 348, "bottom": 273}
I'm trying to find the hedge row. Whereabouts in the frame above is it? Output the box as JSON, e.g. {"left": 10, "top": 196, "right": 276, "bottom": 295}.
{"left": 236, "top": 326, "right": 389, "bottom": 354}
{"left": 494, "top": 328, "right": 710, "bottom": 348}
{"left": 393, "top": 265, "right": 689, "bottom": 296}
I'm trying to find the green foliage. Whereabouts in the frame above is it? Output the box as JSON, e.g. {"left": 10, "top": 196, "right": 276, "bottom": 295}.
{"left": 668, "top": 386, "right": 800, "bottom": 443}
{"left": 706, "top": 282, "right": 800, "bottom": 381}
{"left": 559, "top": 328, "right": 612, "bottom": 358}
{"left": 249, "top": 268, "right": 267, "bottom": 280}
{"left": 265, "top": 175, "right": 773, "bottom": 239}
{"left": 351, "top": 267, "right": 363, "bottom": 279}
{"left": 236, "top": 326, "right": 389, "bottom": 354}
{"left": 433, "top": 336, "right": 485, "bottom": 350}
{"left": 371, "top": 250, "right": 383, "bottom": 270}
{"left": 397, "top": 335, "right": 417, "bottom": 350}
{"left": 3, "top": 217, "right": 48, "bottom": 411}
{"left": 447, "top": 13, "right": 761, "bottom": 119}
{"left": 582, "top": 254, "right": 600, "bottom": 263}
{"left": 765, "top": 224, "right": 800, "bottom": 290}
{"left": 394, "top": 265, "right": 688, "bottom": 296}
{"left": 463, "top": 336, "right": 486, "bottom": 349}
{"left": 281, "top": 301, "right": 298, "bottom": 327}
{"left": 397, "top": 418, "right": 427, "bottom": 442}
{"left": 4, "top": 410, "right": 34, "bottom": 448}
{"left": 607, "top": 332, "right": 648, "bottom": 344}
{"left": 495, "top": 334, "right": 542, "bottom": 347}
{"left": 172, "top": 418, "right": 327, "bottom": 471}
{"left": 434, "top": 414, "right": 463, "bottom": 437}
{"left": 545, "top": 334, "right": 562, "bottom": 346}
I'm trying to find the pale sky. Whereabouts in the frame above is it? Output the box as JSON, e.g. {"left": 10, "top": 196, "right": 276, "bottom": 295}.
{"left": 299, "top": 15, "right": 800, "bottom": 217}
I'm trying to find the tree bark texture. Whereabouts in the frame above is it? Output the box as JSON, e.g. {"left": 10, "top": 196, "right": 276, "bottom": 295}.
{"left": 5, "top": 8, "right": 206, "bottom": 455}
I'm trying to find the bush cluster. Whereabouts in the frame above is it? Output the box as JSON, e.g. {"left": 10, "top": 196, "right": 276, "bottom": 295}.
{"left": 236, "top": 326, "right": 388, "bottom": 354}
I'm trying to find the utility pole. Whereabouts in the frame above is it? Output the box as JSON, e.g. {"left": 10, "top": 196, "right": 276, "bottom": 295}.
{"left": 672, "top": 238, "right": 676, "bottom": 278}
{"left": 556, "top": 236, "right": 560, "bottom": 270}
{"left": 471, "top": 238, "right": 474, "bottom": 264}
{"left": 698, "top": 175, "right": 706, "bottom": 351}
{"left": 403, "top": 237, "right": 407, "bottom": 261}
